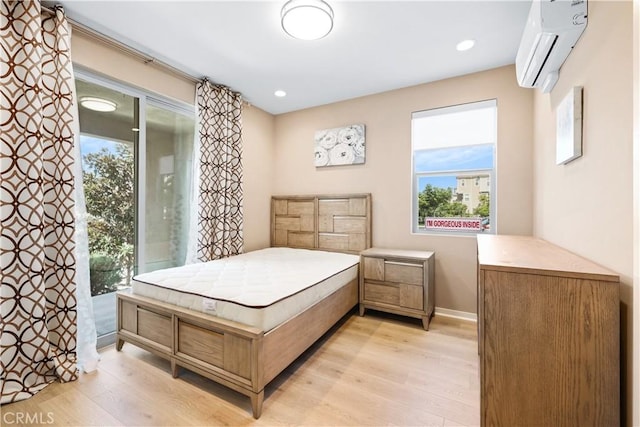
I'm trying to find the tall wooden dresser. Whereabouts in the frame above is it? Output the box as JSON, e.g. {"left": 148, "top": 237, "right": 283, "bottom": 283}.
{"left": 477, "top": 235, "right": 620, "bottom": 427}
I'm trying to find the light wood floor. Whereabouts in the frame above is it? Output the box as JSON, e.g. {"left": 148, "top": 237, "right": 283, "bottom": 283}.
{"left": 2, "top": 311, "right": 480, "bottom": 426}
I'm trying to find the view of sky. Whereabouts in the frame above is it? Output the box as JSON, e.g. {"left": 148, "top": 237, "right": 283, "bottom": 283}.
{"left": 415, "top": 144, "right": 494, "bottom": 192}
{"left": 80, "top": 135, "right": 123, "bottom": 168}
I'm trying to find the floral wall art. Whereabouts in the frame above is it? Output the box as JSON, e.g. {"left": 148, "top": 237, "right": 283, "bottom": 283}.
{"left": 314, "top": 124, "right": 365, "bottom": 167}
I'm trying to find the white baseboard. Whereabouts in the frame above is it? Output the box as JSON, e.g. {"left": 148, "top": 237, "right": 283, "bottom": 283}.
{"left": 434, "top": 307, "right": 477, "bottom": 322}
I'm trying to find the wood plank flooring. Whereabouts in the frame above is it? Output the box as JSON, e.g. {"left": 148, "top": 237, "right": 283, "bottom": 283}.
{"left": 1, "top": 311, "right": 480, "bottom": 426}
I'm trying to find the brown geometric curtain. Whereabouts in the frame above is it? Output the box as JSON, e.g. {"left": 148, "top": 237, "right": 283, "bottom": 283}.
{"left": 1, "top": 1, "right": 78, "bottom": 403}
{"left": 194, "top": 80, "right": 243, "bottom": 261}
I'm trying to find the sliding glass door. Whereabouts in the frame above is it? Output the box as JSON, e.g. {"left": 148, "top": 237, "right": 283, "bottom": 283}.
{"left": 75, "top": 71, "right": 194, "bottom": 345}
{"left": 143, "top": 102, "right": 195, "bottom": 272}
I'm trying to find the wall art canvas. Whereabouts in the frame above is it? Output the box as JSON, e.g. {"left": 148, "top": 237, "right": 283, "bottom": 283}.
{"left": 556, "top": 86, "right": 583, "bottom": 165}
{"left": 314, "top": 124, "right": 365, "bottom": 167}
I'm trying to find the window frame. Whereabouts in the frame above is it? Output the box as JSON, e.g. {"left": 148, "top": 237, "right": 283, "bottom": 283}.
{"left": 411, "top": 99, "right": 497, "bottom": 235}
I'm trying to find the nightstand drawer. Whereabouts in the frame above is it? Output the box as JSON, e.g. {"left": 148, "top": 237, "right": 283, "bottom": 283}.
{"left": 363, "top": 257, "right": 384, "bottom": 281}
{"left": 363, "top": 281, "right": 424, "bottom": 310}
{"left": 364, "top": 281, "right": 399, "bottom": 305}
{"left": 363, "top": 257, "right": 423, "bottom": 286}
{"left": 384, "top": 261, "right": 422, "bottom": 286}
{"left": 399, "top": 284, "right": 423, "bottom": 310}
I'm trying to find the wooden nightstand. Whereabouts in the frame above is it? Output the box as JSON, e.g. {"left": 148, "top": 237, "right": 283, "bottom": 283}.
{"left": 359, "top": 248, "right": 435, "bottom": 330}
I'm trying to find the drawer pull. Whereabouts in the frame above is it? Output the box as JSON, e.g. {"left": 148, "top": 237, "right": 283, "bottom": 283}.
{"left": 385, "top": 261, "right": 422, "bottom": 268}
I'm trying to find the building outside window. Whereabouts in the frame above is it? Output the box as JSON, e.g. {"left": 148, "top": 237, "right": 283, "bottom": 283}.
{"left": 411, "top": 99, "right": 496, "bottom": 234}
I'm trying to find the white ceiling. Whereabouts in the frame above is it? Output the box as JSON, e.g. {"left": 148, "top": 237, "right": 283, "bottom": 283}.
{"left": 58, "top": 0, "right": 532, "bottom": 115}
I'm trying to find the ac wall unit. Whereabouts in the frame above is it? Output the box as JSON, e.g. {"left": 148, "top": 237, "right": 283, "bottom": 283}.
{"left": 515, "top": 0, "right": 587, "bottom": 93}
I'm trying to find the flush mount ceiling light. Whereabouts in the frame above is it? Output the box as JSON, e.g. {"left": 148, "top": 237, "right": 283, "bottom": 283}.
{"left": 80, "top": 96, "right": 117, "bottom": 112}
{"left": 456, "top": 39, "right": 476, "bottom": 52}
{"left": 281, "top": 0, "right": 334, "bottom": 41}
{"left": 274, "top": 89, "right": 287, "bottom": 97}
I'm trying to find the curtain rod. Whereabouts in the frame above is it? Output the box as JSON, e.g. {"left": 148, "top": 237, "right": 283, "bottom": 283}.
{"left": 41, "top": 4, "right": 250, "bottom": 106}
{"left": 42, "top": 4, "right": 200, "bottom": 85}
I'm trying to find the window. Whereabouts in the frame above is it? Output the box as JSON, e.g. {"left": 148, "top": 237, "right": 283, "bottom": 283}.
{"left": 76, "top": 71, "right": 195, "bottom": 346}
{"left": 412, "top": 99, "right": 496, "bottom": 234}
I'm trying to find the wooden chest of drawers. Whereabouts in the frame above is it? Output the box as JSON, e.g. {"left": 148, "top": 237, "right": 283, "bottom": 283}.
{"left": 359, "top": 248, "right": 435, "bottom": 330}
{"left": 477, "top": 235, "right": 620, "bottom": 426}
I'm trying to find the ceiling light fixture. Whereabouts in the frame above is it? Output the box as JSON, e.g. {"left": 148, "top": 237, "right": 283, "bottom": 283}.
{"left": 456, "top": 39, "right": 476, "bottom": 52}
{"left": 80, "top": 96, "right": 117, "bottom": 112}
{"left": 274, "top": 90, "right": 287, "bottom": 97}
{"left": 281, "top": 0, "right": 334, "bottom": 41}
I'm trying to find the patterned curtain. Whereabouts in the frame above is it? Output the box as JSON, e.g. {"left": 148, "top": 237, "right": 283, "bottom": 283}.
{"left": 1, "top": 1, "right": 78, "bottom": 403}
{"left": 194, "top": 80, "right": 243, "bottom": 261}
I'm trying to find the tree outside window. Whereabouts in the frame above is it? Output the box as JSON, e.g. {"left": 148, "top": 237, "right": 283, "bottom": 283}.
{"left": 81, "top": 137, "right": 135, "bottom": 296}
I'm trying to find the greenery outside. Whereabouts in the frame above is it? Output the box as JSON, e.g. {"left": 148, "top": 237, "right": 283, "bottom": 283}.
{"left": 83, "top": 142, "right": 135, "bottom": 296}
{"left": 418, "top": 183, "right": 490, "bottom": 229}
{"left": 89, "top": 253, "right": 123, "bottom": 295}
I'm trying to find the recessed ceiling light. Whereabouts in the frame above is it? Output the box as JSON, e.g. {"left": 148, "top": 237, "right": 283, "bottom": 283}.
{"left": 80, "top": 97, "right": 117, "bottom": 112}
{"left": 456, "top": 39, "right": 476, "bottom": 52}
{"left": 281, "top": 0, "right": 334, "bottom": 41}
{"left": 274, "top": 90, "right": 287, "bottom": 97}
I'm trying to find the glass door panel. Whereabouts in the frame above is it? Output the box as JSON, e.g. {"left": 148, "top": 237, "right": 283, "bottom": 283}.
{"left": 75, "top": 73, "right": 195, "bottom": 346}
{"left": 76, "top": 78, "right": 137, "bottom": 339}
{"left": 144, "top": 103, "right": 195, "bottom": 272}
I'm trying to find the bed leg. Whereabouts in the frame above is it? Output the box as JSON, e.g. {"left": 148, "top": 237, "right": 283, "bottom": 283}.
{"left": 171, "top": 360, "right": 179, "bottom": 378}
{"left": 250, "top": 390, "right": 264, "bottom": 419}
{"left": 116, "top": 338, "right": 124, "bottom": 351}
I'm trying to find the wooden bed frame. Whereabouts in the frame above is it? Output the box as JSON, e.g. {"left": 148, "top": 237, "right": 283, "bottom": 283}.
{"left": 116, "top": 193, "right": 371, "bottom": 418}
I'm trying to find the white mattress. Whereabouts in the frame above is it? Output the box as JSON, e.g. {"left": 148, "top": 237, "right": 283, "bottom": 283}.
{"left": 131, "top": 247, "right": 359, "bottom": 332}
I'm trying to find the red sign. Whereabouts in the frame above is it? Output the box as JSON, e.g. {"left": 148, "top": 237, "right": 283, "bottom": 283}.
{"left": 425, "top": 217, "right": 483, "bottom": 231}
